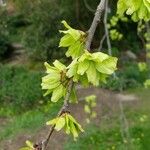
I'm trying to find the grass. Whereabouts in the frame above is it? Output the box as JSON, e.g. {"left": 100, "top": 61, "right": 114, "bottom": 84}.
{"left": 0, "top": 88, "right": 150, "bottom": 150}
{"left": 0, "top": 110, "right": 46, "bottom": 141}
{"left": 0, "top": 102, "right": 61, "bottom": 141}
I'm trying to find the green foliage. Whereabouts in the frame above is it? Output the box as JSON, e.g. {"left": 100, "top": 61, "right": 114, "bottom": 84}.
{"left": 117, "top": 0, "right": 150, "bottom": 21}
{"left": 0, "top": 110, "right": 46, "bottom": 141}
{"left": 0, "top": 10, "right": 13, "bottom": 60}
{"left": 84, "top": 95, "right": 97, "bottom": 123}
{"left": 46, "top": 113, "right": 84, "bottom": 140}
{"left": 41, "top": 61, "right": 68, "bottom": 102}
{"left": 0, "top": 33, "right": 12, "bottom": 60}
{"left": 67, "top": 50, "right": 118, "bottom": 86}
{"left": 14, "top": 0, "right": 63, "bottom": 61}
{"left": 108, "top": 15, "right": 125, "bottom": 41}
{"left": 110, "top": 29, "right": 123, "bottom": 41}
{"left": 39, "top": 20, "right": 118, "bottom": 143}
{"left": 144, "top": 79, "right": 150, "bottom": 88}
{"left": 103, "top": 62, "right": 149, "bottom": 91}
{"left": 59, "top": 21, "right": 86, "bottom": 59}
{"left": 0, "top": 65, "right": 44, "bottom": 113}
{"left": 138, "top": 62, "right": 148, "bottom": 72}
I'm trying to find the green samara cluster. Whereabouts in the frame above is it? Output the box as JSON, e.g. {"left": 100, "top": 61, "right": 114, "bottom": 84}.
{"left": 67, "top": 50, "right": 117, "bottom": 86}
{"left": 40, "top": 21, "right": 118, "bottom": 140}
{"left": 46, "top": 113, "right": 84, "bottom": 140}
{"left": 117, "top": 0, "right": 150, "bottom": 21}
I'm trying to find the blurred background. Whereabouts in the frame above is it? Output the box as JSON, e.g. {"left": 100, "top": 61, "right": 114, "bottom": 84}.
{"left": 0, "top": 0, "right": 150, "bottom": 149}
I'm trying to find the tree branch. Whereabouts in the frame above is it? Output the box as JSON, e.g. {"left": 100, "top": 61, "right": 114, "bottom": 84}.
{"left": 85, "top": 0, "right": 106, "bottom": 50}
{"left": 103, "top": 0, "right": 116, "bottom": 78}
{"left": 99, "top": 33, "right": 106, "bottom": 50}
{"left": 34, "top": 0, "right": 106, "bottom": 149}
{"left": 104, "top": 0, "right": 112, "bottom": 56}
{"left": 35, "top": 80, "right": 74, "bottom": 150}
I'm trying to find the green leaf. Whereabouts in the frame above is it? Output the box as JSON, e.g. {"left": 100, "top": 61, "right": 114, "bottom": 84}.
{"left": 44, "top": 62, "right": 59, "bottom": 74}
{"left": 55, "top": 117, "right": 66, "bottom": 131}
{"left": 67, "top": 114, "right": 84, "bottom": 132}
{"left": 42, "top": 74, "right": 60, "bottom": 83}
{"left": 41, "top": 81, "right": 60, "bottom": 90}
{"left": 70, "top": 86, "right": 78, "bottom": 103}
{"left": 59, "top": 34, "right": 75, "bottom": 47}
{"left": 67, "top": 59, "right": 78, "bottom": 79}
{"left": 46, "top": 118, "right": 58, "bottom": 126}
{"left": 70, "top": 121, "right": 79, "bottom": 140}
{"left": 53, "top": 60, "right": 66, "bottom": 71}
{"left": 61, "top": 20, "right": 72, "bottom": 29}
{"left": 51, "top": 85, "right": 64, "bottom": 102}
{"left": 86, "top": 62, "right": 99, "bottom": 86}
{"left": 92, "top": 52, "right": 109, "bottom": 62}
{"left": 60, "top": 21, "right": 81, "bottom": 40}
{"left": 98, "top": 73, "right": 108, "bottom": 83}
{"left": 79, "top": 75, "right": 89, "bottom": 87}
{"left": 66, "top": 41, "right": 84, "bottom": 58}
{"left": 143, "top": 0, "right": 150, "bottom": 13}
{"left": 77, "top": 60, "right": 89, "bottom": 75}
{"left": 65, "top": 114, "right": 71, "bottom": 134}
{"left": 117, "top": 0, "right": 128, "bottom": 16}
{"left": 95, "top": 57, "right": 118, "bottom": 75}
{"left": 26, "top": 140, "right": 34, "bottom": 148}
{"left": 117, "top": 0, "right": 150, "bottom": 21}
{"left": 138, "top": 2, "right": 147, "bottom": 19}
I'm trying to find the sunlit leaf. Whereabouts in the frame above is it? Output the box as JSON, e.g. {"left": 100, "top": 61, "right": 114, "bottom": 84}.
{"left": 46, "top": 118, "right": 58, "bottom": 126}
{"left": 53, "top": 60, "right": 66, "bottom": 71}
{"left": 59, "top": 34, "right": 75, "bottom": 47}
{"left": 55, "top": 117, "right": 66, "bottom": 131}
{"left": 51, "top": 85, "right": 64, "bottom": 102}
{"left": 77, "top": 60, "right": 89, "bottom": 75}
{"left": 95, "top": 57, "right": 118, "bottom": 75}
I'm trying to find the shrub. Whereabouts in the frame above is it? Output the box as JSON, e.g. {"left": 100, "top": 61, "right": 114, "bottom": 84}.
{"left": 0, "top": 10, "right": 13, "bottom": 60}
{"left": 0, "top": 65, "right": 46, "bottom": 113}
{"left": 102, "top": 62, "right": 149, "bottom": 91}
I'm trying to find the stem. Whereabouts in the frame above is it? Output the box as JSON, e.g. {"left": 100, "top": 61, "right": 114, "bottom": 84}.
{"left": 85, "top": 0, "right": 106, "bottom": 50}
{"left": 43, "top": 80, "right": 74, "bottom": 150}
{"left": 99, "top": 33, "right": 106, "bottom": 50}
{"left": 35, "top": 0, "right": 106, "bottom": 149}
{"left": 83, "top": 0, "right": 96, "bottom": 13}
{"left": 104, "top": 0, "right": 112, "bottom": 56}
{"left": 103, "top": 0, "right": 116, "bottom": 78}
{"left": 35, "top": 80, "right": 73, "bottom": 150}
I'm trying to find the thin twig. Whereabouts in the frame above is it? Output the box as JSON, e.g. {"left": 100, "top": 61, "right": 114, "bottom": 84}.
{"left": 44, "top": 80, "right": 74, "bottom": 150}
{"left": 35, "top": 80, "right": 74, "bottom": 150}
{"left": 35, "top": 0, "right": 106, "bottom": 149}
{"left": 104, "top": 0, "right": 112, "bottom": 56}
{"left": 85, "top": 0, "right": 106, "bottom": 50}
{"left": 103, "top": 0, "right": 117, "bottom": 78}
{"left": 83, "top": 0, "right": 96, "bottom": 13}
{"left": 99, "top": 33, "right": 106, "bottom": 50}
